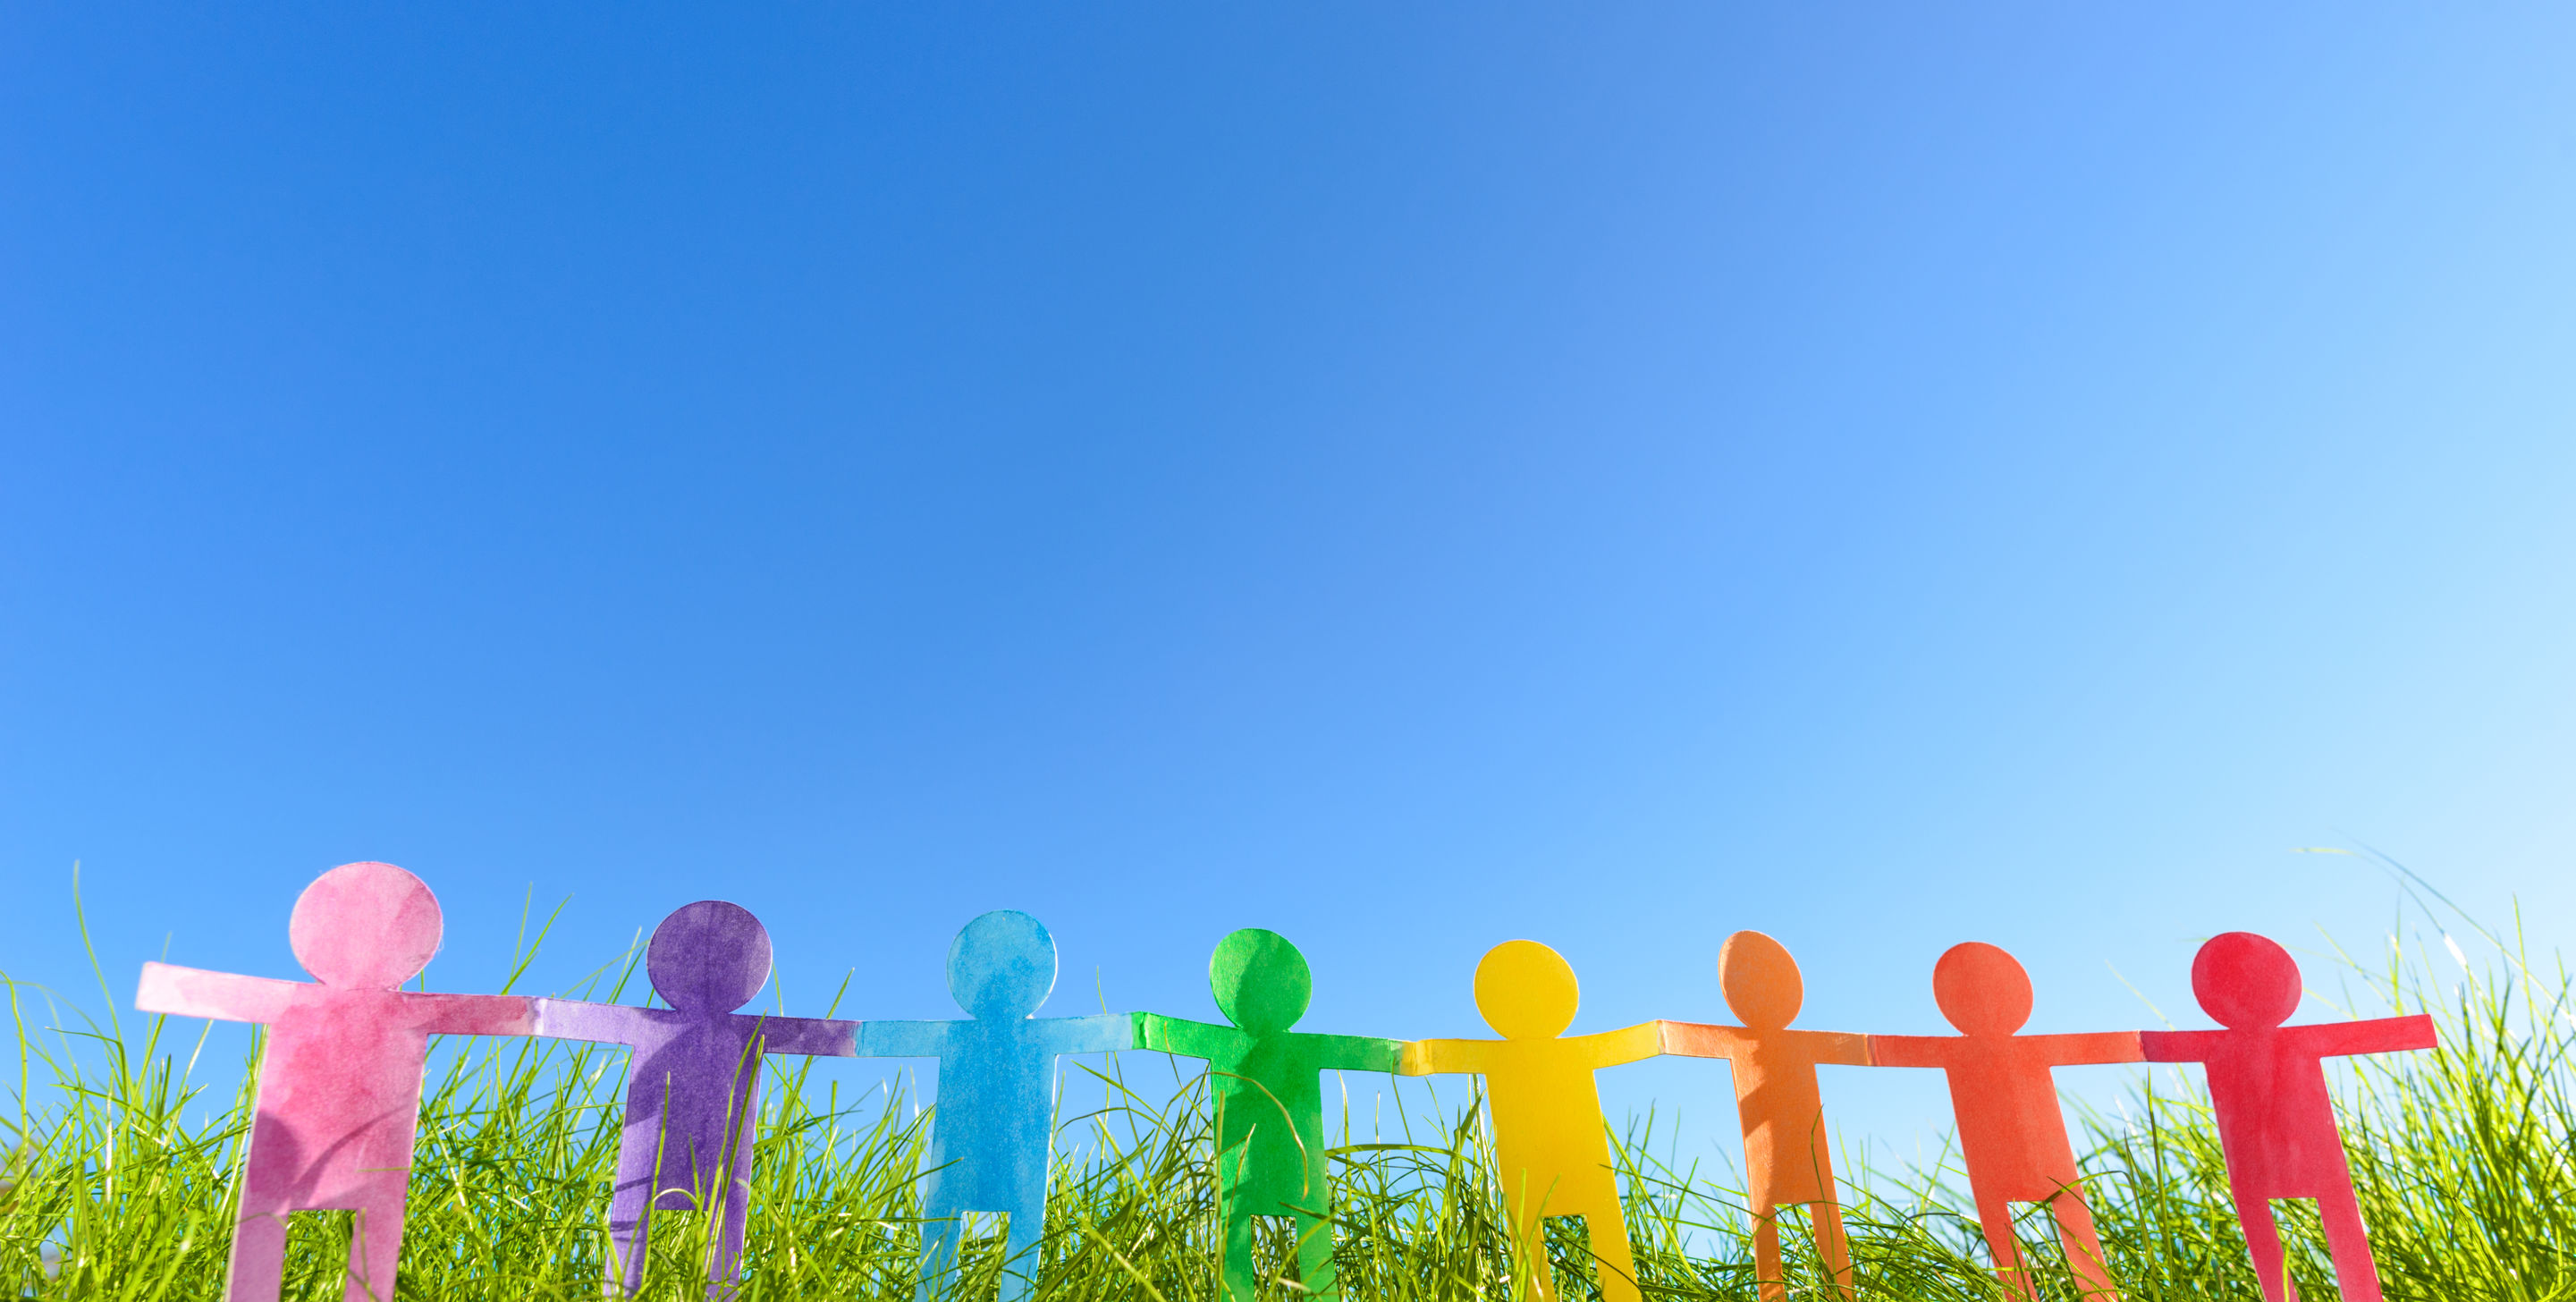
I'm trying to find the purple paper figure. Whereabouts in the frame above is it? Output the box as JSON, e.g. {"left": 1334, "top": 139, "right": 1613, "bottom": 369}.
{"left": 131, "top": 861, "right": 534, "bottom": 1302}
{"left": 2141, "top": 932, "right": 2436, "bottom": 1302}
{"left": 532, "top": 900, "right": 857, "bottom": 1298}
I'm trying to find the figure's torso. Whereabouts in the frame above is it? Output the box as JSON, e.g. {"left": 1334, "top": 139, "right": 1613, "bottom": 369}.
{"left": 925, "top": 1019, "right": 1057, "bottom": 1210}
{"left": 251, "top": 988, "right": 435, "bottom": 1205}
{"left": 1729, "top": 1038, "right": 1834, "bottom": 1207}
{"left": 2201, "top": 1028, "right": 2344, "bottom": 1194}
{"left": 1207, "top": 1030, "right": 1330, "bottom": 1213}
{"left": 1482, "top": 1040, "right": 1614, "bottom": 1196}
{"left": 623, "top": 1011, "right": 766, "bottom": 1203}
{"left": 1944, "top": 1035, "right": 2080, "bottom": 1198}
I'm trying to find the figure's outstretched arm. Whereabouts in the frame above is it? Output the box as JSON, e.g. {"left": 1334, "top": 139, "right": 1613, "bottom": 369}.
{"left": 1792, "top": 1027, "right": 1873, "bottom": 1067}
{"left": 1133, "top": 1012, "right": 1233, "bottom": 1061}
{"left": 1398, "top": 1038, "right": 1499, "bottom": 1077}
{"left": 414, "top": 993, "right": 536, "bottom": 1036}
{"left": 1307, "top": 1034, "right": 1404, "bottom": 1075}
{"left": 2138, "top": 1028, "right": 2226, "bottom": 1063}
{"left": 530, "top": 996, "right": 648, "bottom": 1045}
{"left": 1864, "top": 1035, "right": 1957, "bottom": 1069}
{"left": 134, "top": 963, "right": 299, "bottom": 1025}
{"left": 2028, "top": 1029, "right": 2145, "bottom": 1066}
{"left": 1041, "top": 1012, "right": 1137, "bottom": 1056}
{"left": 2296, "top": 1013, "right": 2437, "bottom": 1059}
{"left": 1574, "top": 1021, "right": 1665, "bottom": 1068}
{"left": 748, "top": 1014, "right": 860, "bottom": 1058}
{"left": 856, "top": 1020, "right": 950, "bottom": 1059}
{"left": 1659, "top": 1020, "right": 1753, "bottom": 1061}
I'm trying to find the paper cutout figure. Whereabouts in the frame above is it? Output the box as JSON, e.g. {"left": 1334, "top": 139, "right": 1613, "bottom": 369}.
{"left": 531, "top": 900, "right": 857, "bottom": 1298}
{"left": 2141, "top": 932, "right": 2434, "bottom": 1302}
{"left": 1400, "top": 940, "right": 1660, "bottom": 1302}
{"left": 857, "top": 909, "right": 1132, "bottom": 1302}
{"left": 1134, "top": 928, "right": 1401, "bottom": 1302}
{"left": 131, "top": 861, "right": 534, "bottom": 1302}
{"left": 1870, "top": 942, "right": 2140, "bottom": 1299}
{"left": 1660, "top": 931, "right": 1869, "bottom": 1300}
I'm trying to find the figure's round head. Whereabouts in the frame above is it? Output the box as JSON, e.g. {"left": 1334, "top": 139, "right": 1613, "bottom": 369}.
{"left": 646, "top": 900, "right": 773, "bottom": 1013}
{"left": 289, "top": 861, "right": 444, "bottom": 989}
{"left": 1474, "top": 939, "right": 1579, "bottom": 1040}
{"left": 2192, "top": 932, "right": 2302, "bottom": 1029}
{"left": 1719, "top": 930, "right": 1803, "bottom": 1030}
{"left": 1210, "top": 928, "right": 1311, "bottom": 1033}
{"left": 1931, "top": 942, "right": 2034, "bottom": 1036}
{"left": 948, "top": 909, "right": 1058, "bottom": 1019}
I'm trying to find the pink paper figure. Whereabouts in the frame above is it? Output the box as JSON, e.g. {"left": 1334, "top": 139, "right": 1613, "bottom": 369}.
{"left": 131, "top": 861, "right": 534, "bottom": 1302}
{"left": 531, "top": 900, "right": 857, "bottom": 1298}
{"left": 2141, "top": 932, "right": 2435, "bottom": 1302}
{"left": 1869, "top": 942, "right": 2141, "bottom": 1300}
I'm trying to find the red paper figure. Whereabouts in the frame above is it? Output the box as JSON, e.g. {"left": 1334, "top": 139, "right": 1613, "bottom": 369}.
{"left": 132, "top": 861, "right": 533, "bottom": 1302}
{"left": 1870, "top": 942, "right": 2140, "bottom": 1299}
{"left": 2141, "top": 932, "right": 2434, "bottom": 1302}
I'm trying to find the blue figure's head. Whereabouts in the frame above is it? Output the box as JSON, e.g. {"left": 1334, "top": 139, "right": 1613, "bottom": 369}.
{"left": 947, "top": 909, "right": 1058, "bottom": 1019}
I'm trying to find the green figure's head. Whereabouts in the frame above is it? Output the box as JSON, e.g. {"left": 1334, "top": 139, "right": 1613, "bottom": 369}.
{"left": 1209, "top": 927, "right": 1312, "bottom": 1034}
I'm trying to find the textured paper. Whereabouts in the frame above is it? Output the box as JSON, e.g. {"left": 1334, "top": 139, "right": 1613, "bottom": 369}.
{"left": 1400, "top": 939, "right": 1660, "bottom": 1302}
{"left": 532, "top": 900, "right": 856, "bottom": 1298}
{"left": 857, "top": 910, "right": 1132, "bottom": 1302}
{"left": 1135, "top": 928, "right": 1400, "bottom": 1302}
{"left": 1870, "top": 942, "right": 2139, "bottom": 1299}
{"left": 132, "top": 861, "right": 532, "bottom": 1302}
{"left": 2141, "top": 931, "right": 2435, "bottom": 1302}
{"left": 1660, "top": 930, "right": 1869, "bottom": 1299}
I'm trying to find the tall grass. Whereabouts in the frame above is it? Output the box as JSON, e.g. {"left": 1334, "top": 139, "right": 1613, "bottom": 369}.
{"left": 1, "top": 910, "right": 2565, "bottom": 1300}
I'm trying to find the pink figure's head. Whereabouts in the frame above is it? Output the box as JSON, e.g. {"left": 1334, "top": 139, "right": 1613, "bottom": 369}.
{"left": 288, "top": 861, "right": 444, "bottom": 989}
{"left": 1931, "top": 942, "right": 2034, "bottom": 1036}
{"left": 646, "top": 900, "right": 774, "bottom": 1014}
{"left": 2191, "top": 931, "right": 2303, "bottom": 1029}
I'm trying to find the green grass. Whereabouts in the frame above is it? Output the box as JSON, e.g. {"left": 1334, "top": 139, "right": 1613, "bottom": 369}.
{"left": 2, "top": 906, "right": 2567, "bottom": 1301}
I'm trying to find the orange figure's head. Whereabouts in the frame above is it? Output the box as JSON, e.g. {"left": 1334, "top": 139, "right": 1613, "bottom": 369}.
{"left": 1930, "top": 942, "right": 2033, "bottom": 1036}
{"left": 1474, "top": 939, "right": 1579, "bottom": 1040}
{"left": 289, "top": 861, "right": 444, "bottom": 990}
{"left": 1719, "top": 930, "right": 1804, "bottom": 1030}
{"left": 2190, "top": 931, "right": 2302, "bottom": 1030}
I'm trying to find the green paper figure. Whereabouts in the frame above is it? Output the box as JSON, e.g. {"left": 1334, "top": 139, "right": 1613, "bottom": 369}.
{"left": 1134, "top": 928, "right": 1401, "bottom": 1302}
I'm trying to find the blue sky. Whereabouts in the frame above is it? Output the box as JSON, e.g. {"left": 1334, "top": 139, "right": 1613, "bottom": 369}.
{"left": 5, "top": 4, "right": 2573, "bottom": 1164}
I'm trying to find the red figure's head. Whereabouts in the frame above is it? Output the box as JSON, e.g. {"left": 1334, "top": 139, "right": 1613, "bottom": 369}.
{"left": 2191, "top": 931, "right": 2302, "bottom": 1029}
{"left": 647, "top": 900, "right": 775, "bottom": 1014}
{"left": 289, "top": 861, "right": 444, "bottom": 989}
{"left": 1719, "top": 930, "right": 1803, "bottom": 1030}
{"left": 1931, "top": 942, "right": 2034, "bottom": 1036}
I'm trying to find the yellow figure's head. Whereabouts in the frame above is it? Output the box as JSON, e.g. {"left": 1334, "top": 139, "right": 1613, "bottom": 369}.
{"left": 1474, "top": 939, "right": 1579, "bottom": 1040}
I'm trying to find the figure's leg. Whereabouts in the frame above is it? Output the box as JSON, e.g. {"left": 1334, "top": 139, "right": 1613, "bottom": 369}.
{"left": 914, "top": 1201, "right": 966, "bottom": 1302}
{"left": 1290, "top": 1205, "right": 1340, "bottom": 1301}
{"left": 1973, "top": 1195, "right": 2035, "bottom": 1301}
{"left": 1750, "top": 1205, "right": 1786, "bottom": 1302}
{"left": 2047, "top": 1191, "right": 2118, "bottom": 1301}
{"left": 344, "top": 1185, "right": 407, "bottom": 1302}
{"left": 998, "top": 1185, "right": 1050, "bottom": 1302}
{"left": 1220, "top": 1201, "right": 1260, "bottom": 1302}
{"left": 606, "top": 1125, "right": 661, "bottom": 1295}
{"left": 1578, "top": 1199, "right": 1643, "bottom": 1302}
{"left": 2317, "top": 1185, "right": 2383, "bottom": 1302}
{"left": 1500, "top": 1184, "right": 1551, "bottom": 1302}
{"left": 224, "top": 1189, "right": 293, "bottom": 1302}
{"left": 2229, "top": 1182, "right": 2296, "bottom": 1302}
{"left": 703, "top": 1177, "right": 752, "bottom": 1302}
{"left": 1809, "top": 1198, "right": 1859, "bottom": 1300}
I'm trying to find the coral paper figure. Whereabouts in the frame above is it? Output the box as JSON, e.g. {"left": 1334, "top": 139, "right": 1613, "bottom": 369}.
{"left": 532, "top": 900, "right": 857, "bottom": 1298}
{"left": 1400, "top": 940, "right": 1660, "bottom": 1302}
{"left": 131, "top": 861, "right": 534, "bottom": 1302}
{"left": 2141, "top": 932, "right": 2435, "bottom": 1302}
{"left": 1134, "top": 928, "right": 1402, "bottom": 1302}
{"left": 1870, "top": 942, "right": 2141, "bottom": 1300}
{"left": 1660, "top": 931, "right": 1870, "bottom": 1300}
{"left": 857, "top": 910, "right": 1133, "bottom": 1302}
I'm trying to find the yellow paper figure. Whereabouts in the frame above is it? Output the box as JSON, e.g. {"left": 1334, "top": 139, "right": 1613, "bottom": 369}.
{"left": 1401, "top": 940, "right": 1661, "bottom": 1302}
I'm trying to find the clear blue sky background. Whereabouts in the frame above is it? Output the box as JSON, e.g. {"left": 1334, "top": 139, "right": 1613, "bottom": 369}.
{"left": 5, "top": 4, "right": 2573, "bottom": 1166}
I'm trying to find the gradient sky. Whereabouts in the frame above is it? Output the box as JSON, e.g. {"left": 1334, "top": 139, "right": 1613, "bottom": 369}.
{"left": 6, "top": 4, "right": 2573, "bottom": 1166}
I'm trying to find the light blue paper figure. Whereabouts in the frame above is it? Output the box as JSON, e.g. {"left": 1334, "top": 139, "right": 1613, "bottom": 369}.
{"left": 859, "top": 910, "right": 1133, "bottom": 1302}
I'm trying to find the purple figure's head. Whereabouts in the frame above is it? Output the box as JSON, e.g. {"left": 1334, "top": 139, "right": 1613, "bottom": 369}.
{"left": 947, "top": 909, "right": 1058, "bottom": 1019}
{"left": 646, "top": 901, "right": 774, "bottom": 1014}
{"left": 2191, "top": 931, "right": 2303, "bottom": 1029}
{"left": 289, "top": 861, "right": 444, "bottom": 989}
{"left": 1931, "top": 942, "right": 2035, "bottom": 1036}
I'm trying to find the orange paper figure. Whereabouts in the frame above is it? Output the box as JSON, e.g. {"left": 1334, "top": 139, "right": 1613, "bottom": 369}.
{"left": 2141, "top": 932, "right": 2435, "bottom": 1302}
{"left": 1870, "top": 942, "right": 2140, "bottom": 1299}
{"left": 1401, "top": 940, "right": 1660, "bottom": 1302}
{"left": 1660, "top": 931, "right": 1869, "bottom": 1300}
{"left": 132, "top": 862, "right": 534, "bottom": 1302}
